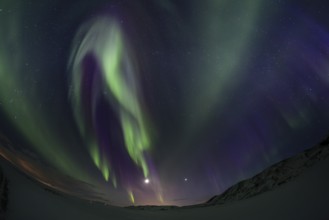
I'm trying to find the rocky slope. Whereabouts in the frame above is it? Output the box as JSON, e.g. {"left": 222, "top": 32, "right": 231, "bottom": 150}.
{"left": 205, "top": 136, "right": 329, "bottom": 206}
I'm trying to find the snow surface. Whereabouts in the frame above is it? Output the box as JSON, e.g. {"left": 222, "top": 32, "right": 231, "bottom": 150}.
{"left": 1, "top": 150, "right": 329, "bottom": 220}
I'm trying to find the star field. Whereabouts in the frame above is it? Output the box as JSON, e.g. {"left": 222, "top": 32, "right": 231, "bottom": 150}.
{"left": 1, "top": 0, "right": 329, "bottom": 206}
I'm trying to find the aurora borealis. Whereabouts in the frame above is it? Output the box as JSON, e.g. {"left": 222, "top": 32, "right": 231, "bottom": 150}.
{"left": 70, "top": 17, "right": 153, "bottom": 184}
{"left": 2, "top": 0, "right": 329, "bottom": 206}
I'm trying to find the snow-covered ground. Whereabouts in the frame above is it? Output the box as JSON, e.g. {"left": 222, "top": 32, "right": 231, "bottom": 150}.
{"left": 2, "top": 148, "right": 329, "bottom": 220}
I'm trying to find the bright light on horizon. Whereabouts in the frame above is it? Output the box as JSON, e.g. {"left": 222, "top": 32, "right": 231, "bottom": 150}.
{"left": 144, "top": 178, "right": 150, "bottom": 184}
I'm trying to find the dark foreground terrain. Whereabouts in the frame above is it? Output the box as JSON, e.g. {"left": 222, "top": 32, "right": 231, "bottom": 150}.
{"left": 1, "top": 136, "right": 329, "bottom": 219}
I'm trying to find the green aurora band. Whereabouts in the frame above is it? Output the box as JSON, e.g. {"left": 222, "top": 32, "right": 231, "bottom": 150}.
{"left": 185, "top": 0, "right": 262, "bottom": 132}
{"left": 69, "top": 17, "right": 152, "bottom": 183}
{"left": 0, "top": 3, "right": 91, "bottom": 182}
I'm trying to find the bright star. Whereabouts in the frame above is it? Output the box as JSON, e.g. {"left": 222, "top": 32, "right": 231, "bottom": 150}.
{"left": 144, "top": 178, "right": 150, "bottom": 184}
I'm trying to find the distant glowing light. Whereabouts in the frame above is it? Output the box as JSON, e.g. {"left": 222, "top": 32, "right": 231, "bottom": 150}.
{"left": 184, "top": 178, "right": 188, "bottom": 182}
{"left": 144, "top": 178, "right": 150, "bottom": 184}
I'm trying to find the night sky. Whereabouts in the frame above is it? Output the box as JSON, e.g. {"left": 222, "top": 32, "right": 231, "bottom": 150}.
{"left": 1, "top": 0, "right": 329, "bottom": 206}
